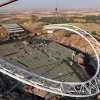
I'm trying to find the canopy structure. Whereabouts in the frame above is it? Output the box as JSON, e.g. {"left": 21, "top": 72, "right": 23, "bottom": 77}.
{"left": 0, "top": 0, "right": 18, "bottom": 7}
{"left": 0, "top": 24, "right": 99, "bottom": 97}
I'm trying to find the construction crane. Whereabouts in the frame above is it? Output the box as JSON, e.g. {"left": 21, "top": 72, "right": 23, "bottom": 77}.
{"left": 0, "top": 0, "right": 18, "bottom": 7}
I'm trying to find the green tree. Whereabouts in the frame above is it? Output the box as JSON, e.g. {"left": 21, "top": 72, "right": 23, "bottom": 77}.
{"left": 91, "top": 31, "right": 97, "bottom": 35}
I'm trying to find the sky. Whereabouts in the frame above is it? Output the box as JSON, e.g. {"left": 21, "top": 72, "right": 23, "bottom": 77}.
{"left": 0, "top": 0, "right": 100, "bottom": 10}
